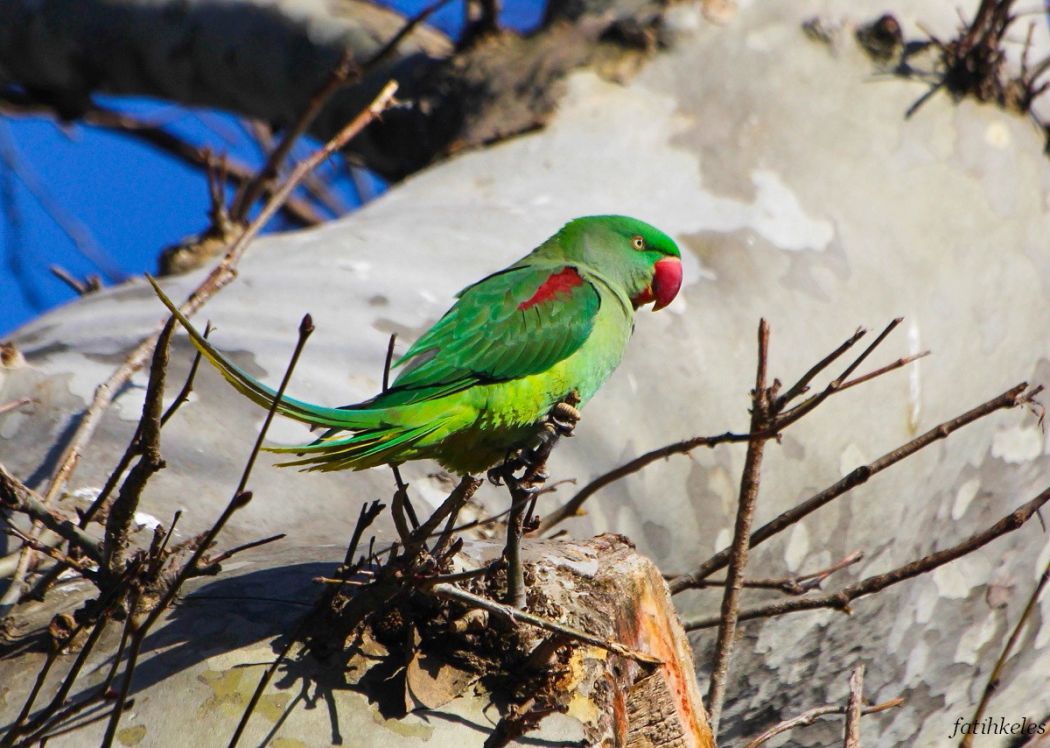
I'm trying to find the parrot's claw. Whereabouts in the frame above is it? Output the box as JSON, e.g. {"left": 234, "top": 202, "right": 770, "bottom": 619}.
{"left": 551, "top": 402, "right": 582, "bottom": 425}
{"left": 517, "top": 482, "right": 545, "bottom": 495}
{"left": 546, "top": 395, "right": 581, "bottom": 437}
{"left": 525, "top": 467, "right": 549, "bottom": 484}
{"left": 487, "top": 468, "right": 503, "bottom": 486}
{"left": 551, "top": 419, "right": 576, "bottom": 437}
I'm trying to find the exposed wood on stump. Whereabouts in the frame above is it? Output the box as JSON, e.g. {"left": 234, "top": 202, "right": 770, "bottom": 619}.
{"left": 0, "top": 536, "right": 711, "bottom": 746}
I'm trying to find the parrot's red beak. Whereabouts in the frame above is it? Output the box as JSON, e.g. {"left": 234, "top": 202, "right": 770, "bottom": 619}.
{"left": 632, "top": 257, "right": 683, "bottom": 311}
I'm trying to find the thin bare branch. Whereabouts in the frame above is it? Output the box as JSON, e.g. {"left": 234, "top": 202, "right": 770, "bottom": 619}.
{"left": 431, "top": 582, "right": 661, "bottom": 665}
{"left": 48, "top": 265, "right": 100, "bottom": 296}
{"left": 534, "top": 429, "right": 753, "bottom": 535}
{"left": 0, "top": 398, "right": 32, "bottom": 417}
{"left": 2, "top": 522, "right": 95, "bottom": 577}
{"left": 102, "top": 318, "right": 174, "bottom": 582}
{"left": 682, "top": 551, "right": 864, "bottom": 595}
{"left": 405, "top": 476, "right": 483, "bottom": 561}
{"left": 961, "top": 557, "right": 1050, "bottom": 748}
{"left": 684, "top": 486, "right": 1050, "bottom": 630}
{"left": 774, "top": 326, "right": 865, "bottom": 411}
{"left": 364, "top": 0, "right": 456, "bottom": 69}
{"left": 160, "top": 322, "right": 211, "bottom": 427}
{"left": 844, "top": 665, "right": 865, "bottom": 747}
{"left": 201, "top": 533, "right": 286, "bottom": 570}
{"left": 671, "top": 383, "right": 1038, "bottom": 592}
{"left": 774, "top": 318, "right": 903, "bottom": 427}
{"left": 0, "top": 465, "right": 103, "bottom": 563}
{"left": 102, "top": 313, "right": 314, "bottom": 744}
{"left": 342, "top": 500, "right": 385, "bottom": 568}
{"left": 707, "top": 319, "right": 773, "bottom": 733}
{"left": 231, "top": 50, "right": 356, "bottom": 221}
{"left": 743, "top": 697, "right": 904, "bottom": 748}
{"left": 835, "top": 351, "right": 930, "bottom": 395}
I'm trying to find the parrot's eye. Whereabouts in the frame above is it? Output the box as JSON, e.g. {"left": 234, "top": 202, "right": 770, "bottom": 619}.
{"left": 631, "top": 235, "right": 645, "bottom": 250}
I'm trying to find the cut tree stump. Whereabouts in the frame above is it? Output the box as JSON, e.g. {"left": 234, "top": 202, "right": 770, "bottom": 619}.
{"left": 0, "top": 534, "right": 713, "bottom": 746}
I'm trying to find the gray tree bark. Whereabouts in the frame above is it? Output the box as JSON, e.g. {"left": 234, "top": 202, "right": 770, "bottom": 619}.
{"left": 3, "top": 0, "right": 1050, "bottom": 745}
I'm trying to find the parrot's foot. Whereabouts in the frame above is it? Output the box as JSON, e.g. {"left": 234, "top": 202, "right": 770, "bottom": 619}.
{"left": 549, "top": 401, "right": 582, "bottom": 436}
{"left": 488, "top": 457, "right": 547, "bottom": 491}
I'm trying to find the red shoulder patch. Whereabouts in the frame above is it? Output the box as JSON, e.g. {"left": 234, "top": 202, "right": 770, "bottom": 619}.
{"left": 518, "top": 268, "right": 584, "bottom": 311}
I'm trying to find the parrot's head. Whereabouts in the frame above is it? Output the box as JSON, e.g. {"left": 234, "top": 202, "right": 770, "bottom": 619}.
{"left": 557, "top": 215, "right": 683, "bottom": 311}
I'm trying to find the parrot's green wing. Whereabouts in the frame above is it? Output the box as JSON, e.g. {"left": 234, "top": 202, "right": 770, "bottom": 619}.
{"left": 378, "top": 264, "right": 601, "bottom": 405}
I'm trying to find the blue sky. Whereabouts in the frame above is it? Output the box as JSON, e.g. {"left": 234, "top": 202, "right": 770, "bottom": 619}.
{"left": 0, "top": 0, "right": 545, "bottom": 336}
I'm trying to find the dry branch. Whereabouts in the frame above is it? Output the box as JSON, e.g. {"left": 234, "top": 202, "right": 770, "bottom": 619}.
{"left": 707, "top": 320, "right": 773, "bottom": 733}
{"left": 0, "top": 399, "right": 31, "bottom": 417}
{"left": 430, "top": 582, "right": 661, "bottom": 664}
{"left": 844, "top": 665, "right": 864, "bottom": 747}
{"left": 403, "top": 475, "right": 482, "bottom": 561}
{"left": 683, "top": 551, "right": 864, "bottom": 595}
{"left": 100, "top": 314, "right": 315, "bottom": 745}
{"left": 48, "top": 265, "right": 100, "bottom": 296}
{"left": 961, "top": 557, "right": 1050, "bottom": 748}
{"left": 101, "top": 318, "right": 173, "bottom": 581}
{"left": 534, "top": 429, "right": 753, "bottom": 535}
{"left": 0, "top": 466, "right": 103, "bottom": 564}
{"left": 684, "top": 486, "right": 1050, "bottom": 630}
{"left": 231, "top": 51, "right": 356, "bottom": 221}
{"left": 743, "top": 697, "right": 904, "bottom": 748}
{"left": 538, "top": 321, "right": 923, "bottom": 537}
{"left": 671, "top": 382, "right": 1039, "bottom": 593}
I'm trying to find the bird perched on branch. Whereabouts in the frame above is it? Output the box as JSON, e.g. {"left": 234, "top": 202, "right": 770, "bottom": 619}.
{"left": 149, "top": 215, "right": 682, "bottom": 475}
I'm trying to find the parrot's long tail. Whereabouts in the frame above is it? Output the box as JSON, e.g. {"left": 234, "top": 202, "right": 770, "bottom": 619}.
{"left": 147, "top": 276, "right": 444, "bottom": 471}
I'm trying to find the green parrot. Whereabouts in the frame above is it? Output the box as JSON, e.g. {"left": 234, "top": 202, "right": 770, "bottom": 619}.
{"left": 149, "top": 215, "right": 682, "bottom": 475}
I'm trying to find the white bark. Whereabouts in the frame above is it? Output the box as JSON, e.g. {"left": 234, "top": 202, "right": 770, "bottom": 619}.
{"left": 3, "top": 0, "right": 1050, "bottom": 744}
